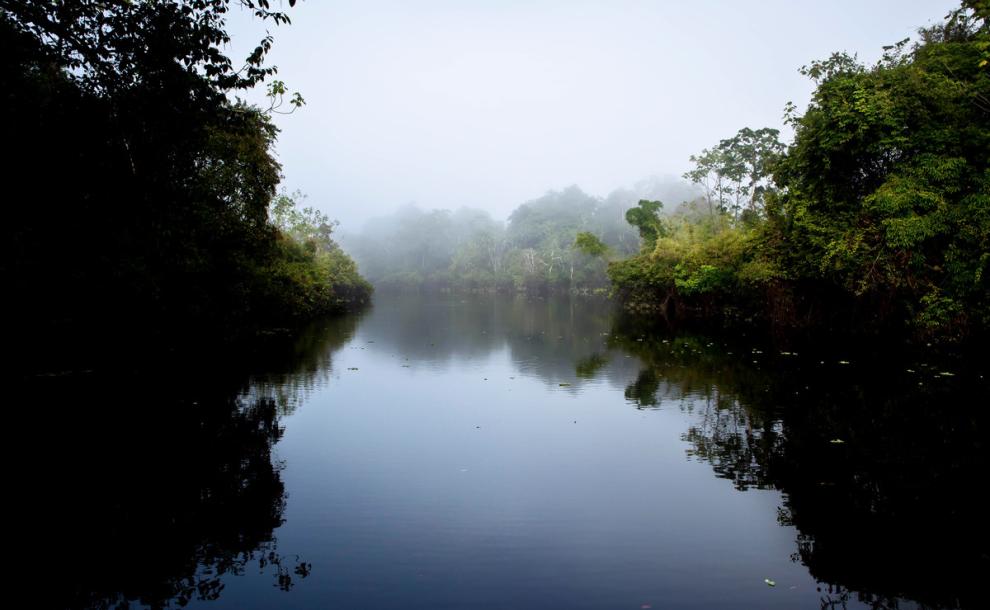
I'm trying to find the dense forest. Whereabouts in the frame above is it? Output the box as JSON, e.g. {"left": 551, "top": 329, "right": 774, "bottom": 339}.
{"left": 1, "top": 1, "right": 369, "bottom": 364}
{"left": 7, "top": 3, "right": 987, "bottom": 608}
{"left": 339, "top": 178, "right": 696, "bottom": 292}
{"left": 343, "top": 1, "right": 988, "bottom": 343}
{"left": 3, "top": 0, "right": 986, "bottom": 356}
{"left": 599, "top": 2, "right": 990, "bottom": 343}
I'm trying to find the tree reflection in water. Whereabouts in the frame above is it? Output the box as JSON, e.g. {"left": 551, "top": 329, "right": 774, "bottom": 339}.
{"left": 23, "top": 313, "right": 361, "bottom": 609}
{"left": 604, "top": 318, "right": 988, "bottom": 609}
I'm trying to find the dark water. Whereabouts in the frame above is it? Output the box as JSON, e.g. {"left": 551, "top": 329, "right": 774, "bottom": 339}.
{"left": 30, "top": 294, "right": 987, "bottom": 609}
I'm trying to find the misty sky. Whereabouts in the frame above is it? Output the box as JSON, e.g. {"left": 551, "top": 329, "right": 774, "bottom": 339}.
{"left": 227, "top": 0, "right": 957, "bottom": 229}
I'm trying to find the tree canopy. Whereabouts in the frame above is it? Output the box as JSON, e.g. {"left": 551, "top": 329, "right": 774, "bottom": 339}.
{"left": 609, "top": 1, "right": 990, "bottom": 341}
{"left": 2, "top": 0, "right": 368, "bottom": 362}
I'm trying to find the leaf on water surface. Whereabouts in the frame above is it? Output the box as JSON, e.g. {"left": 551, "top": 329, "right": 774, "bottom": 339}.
{"left": 838, "top": 360, "right": 850, "bottom": 365}
{"left": 347, "top": 367, "right": 359, "bottom": 371}
{"left": 559, "top": 383, "right": 571, "bottom": 387}
{"left": 829, "top": 439, "right": 845, "bottom": 444}
{"left": 765, "top": 578, "right": 776, "bottom": 587}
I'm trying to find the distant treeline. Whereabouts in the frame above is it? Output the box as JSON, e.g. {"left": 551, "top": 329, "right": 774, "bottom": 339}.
{"left": 601, "top": 2, "right": 989, "bottom": 343}
{"left": 1, "top": 1, "right": 369, "bottom": 363}
{"left": 339, "top": 179, "right": 697, "bottom": 293}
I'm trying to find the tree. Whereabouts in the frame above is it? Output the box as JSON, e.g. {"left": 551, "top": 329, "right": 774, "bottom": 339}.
{"left": 684, "top": 149, "right": 734, "bottom": 220}
{"left": 272, "top": 191, "right": 340, "bottom": 252}
{"left": 717, "top": 127, "right": 785, "bottom": 219}
{"left": 2, "top": 0, "right": 370, "bottom": 355}
{"left": 624, "top": 200, "right": 667, "bottom": 251}
{"left": 609, "top": 1, "right": 990, "bottom": 340}
{"left": 684, "top": 128, "right": 784, "bottom": 221}
{"left": 0, "top": 1, "right": 295, "bottom": 97}
{"left": 768, "top": 1, "right": 990, "bottom": 336}
{"left": 574, "top": 232, "right": 610, "bottom": 259}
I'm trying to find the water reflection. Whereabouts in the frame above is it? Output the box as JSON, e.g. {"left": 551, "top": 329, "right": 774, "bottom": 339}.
{"left": 25, "top": 295, "right": 988, "bottom": 609}
{"left": 329, "top": 293, "right": 988, "bottom": 608}
{"left": 355, "top": 294, "right": 640, "bottom": 386}
{"left": 25, "top": 312, "right": 362, "bottom": 609}
{"left": 605, "top": 318, "right": 989, "bottom": 609}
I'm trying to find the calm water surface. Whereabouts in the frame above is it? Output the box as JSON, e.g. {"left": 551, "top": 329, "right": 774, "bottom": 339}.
{"left": 35, "top": 294, "right": 987, "bottom": 609}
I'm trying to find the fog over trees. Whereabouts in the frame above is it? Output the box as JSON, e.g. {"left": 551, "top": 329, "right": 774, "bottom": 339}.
{"left": 338, "top": 177, "right": 699, "bottom": 292}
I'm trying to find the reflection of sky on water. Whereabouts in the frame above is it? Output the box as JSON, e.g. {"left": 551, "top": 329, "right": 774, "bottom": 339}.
{"left": 38, "top": 293, "right": 984, "bottom": 609}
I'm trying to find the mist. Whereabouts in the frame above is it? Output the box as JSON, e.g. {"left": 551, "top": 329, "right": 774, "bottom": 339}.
{"left": 9, "top": 3, "right": 988, "bottom": 608}
{"left": 335, "top": 177, "right": 698, "bottom": 289}
{"left": 227, "top": 0, "right": 957, "bottom": 229}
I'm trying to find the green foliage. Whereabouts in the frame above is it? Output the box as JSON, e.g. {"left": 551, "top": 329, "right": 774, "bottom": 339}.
{"left": 768, "top": 2, "right": 990, "bottom": 336}
{"left": 610, "top": 2, "right": 990, "bottom": 341}
{"left": 342, "top": 185, "right": 648, "bottom": 292}
{"left": 624, "top": 200, "right": 667, "bottom": 251}
{"left": 683, "top": 128, "right": 784, "bottom": 221}
{"left": 574, "top": 232, "right": 610, "bottom": 258}
{"left": 1, "top": 0, "right": 368, "bottom": 350}
{"left": 263, "top": 193, "right": 372, "bottom": 318}
{"left": 609, "top": 210, "right": 774, "bottom": 316}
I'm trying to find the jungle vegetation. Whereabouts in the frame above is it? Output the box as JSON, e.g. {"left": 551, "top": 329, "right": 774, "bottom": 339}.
{"left": 1, "top": 0, "right": 370, "bottom": 361}
{"left": 339, "top": 179, "right": 696, "bottom": 293}
{"left": 605, "top": 2, "right": 990, "bottom": 342}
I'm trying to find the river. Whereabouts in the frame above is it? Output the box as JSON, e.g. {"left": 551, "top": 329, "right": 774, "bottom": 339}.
{"left": 33, "top": 293, "right": 987, "bottom": 609}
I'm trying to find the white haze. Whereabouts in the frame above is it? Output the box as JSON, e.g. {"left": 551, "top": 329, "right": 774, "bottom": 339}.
{"left": 226, "top": 0, "right": 957, "bottom": 229}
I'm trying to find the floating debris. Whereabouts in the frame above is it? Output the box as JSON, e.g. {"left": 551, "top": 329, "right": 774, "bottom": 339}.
{"left": 559, "top": 383, "right": 571, "bottom": 387}
{"left": 765, "top": 578, "right": 776, "bottom": 587}
{"left": 838, "top": 360, "right": 850, "bottom": 365}
{"left": 829, "top": 439, "right": 845, "bottom": 444}
{"left": 939, "top": 371, "right": 955, "bottom": 377}
{"left": 347, "top": 367, "right": 359, "bottom": 371}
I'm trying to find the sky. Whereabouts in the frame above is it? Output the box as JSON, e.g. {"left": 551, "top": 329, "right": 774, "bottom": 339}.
{"left": 227, "top": 0, "right": 958, "bottom": 229}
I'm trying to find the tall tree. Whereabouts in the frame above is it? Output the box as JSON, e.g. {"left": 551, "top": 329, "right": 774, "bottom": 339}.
{"left": 769, "top": 2, "right": 990, "bottom": 335}
{"left": 624, "top": 200, "right": 667, "bottom": 251}
{"left": 684, "top": 127, "right": 783, "bottom": 221}
{"left": 1, "top": 1, "right": 371, "bottom": 356}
